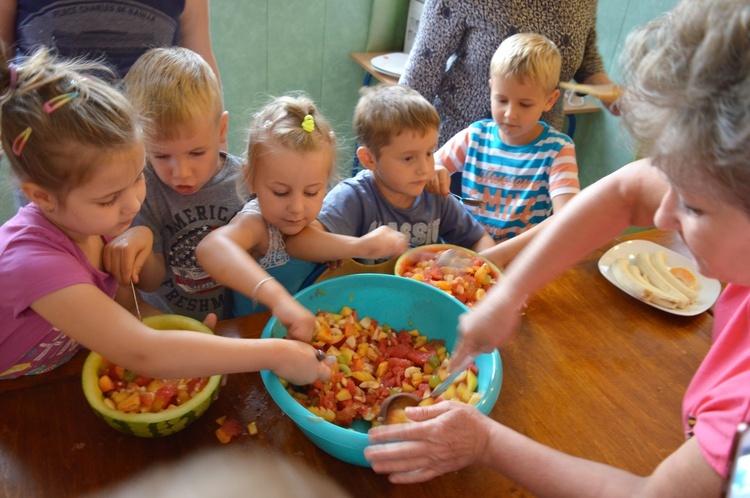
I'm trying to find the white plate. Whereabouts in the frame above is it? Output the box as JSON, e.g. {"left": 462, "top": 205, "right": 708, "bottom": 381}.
{"left": 598, "top": 239, "right": 721, "bottom": 316}
{"left": 370, "top": 52, "right": 409, "bottom": 77}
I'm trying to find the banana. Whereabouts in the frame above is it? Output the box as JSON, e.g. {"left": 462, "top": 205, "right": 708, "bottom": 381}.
{"left": 634, "top": 252, "right": 691, "bottom": 305}
{"left": 651, "top": 251, "right": 699, "bottom": 302}
{"left": 610, "top": 258, "right": 687, "bottom": 309}
{"left": 612, "top": 258, "right": 652, "bottom": 300}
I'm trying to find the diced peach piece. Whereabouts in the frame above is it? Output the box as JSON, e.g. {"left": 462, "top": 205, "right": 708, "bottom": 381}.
{"left": 247, "top": 421, "right": 258, "bottom": 436}
{"left": 116, "top": 392, "right": 141, "bottom": 413}
{"left": 351, "top": 371, "right": 376, "bottom": 383}
{"left": 457, "top": 382, "right": 472, "bottom": 403}
{"left": 139, "top": 391, "right": 155, "bottom": 409}
{"left": 308, "top": 406, "right": 336, "bottom": 422}
{"left": 215, "top": 418, "right": 243, "bottom": 444}
{"left": 376, "top": 361, "right": 389, "bottom": 378}
{"left": 98, "top": 375, "right": 115, "bottom": 393}
{"left": 215, "top": 428, "right": 233, "bottom": 444}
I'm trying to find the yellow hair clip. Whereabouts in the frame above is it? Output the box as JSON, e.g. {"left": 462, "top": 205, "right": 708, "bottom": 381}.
{"left": 12, "top": 127, "right": 32, "bottom": 157}
{"left": 301, "top": 114, "right": 315, "bottom": 133}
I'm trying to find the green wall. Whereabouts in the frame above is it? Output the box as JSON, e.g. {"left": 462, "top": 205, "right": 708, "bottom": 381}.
{"left": 210, "top": 0, "right": 374, "bottom": 164}
{"left": 572, "top": 0, "right": 678, "bottom": 187}
{"left": 0, "top": 0, "right": 678, "bottom": 224}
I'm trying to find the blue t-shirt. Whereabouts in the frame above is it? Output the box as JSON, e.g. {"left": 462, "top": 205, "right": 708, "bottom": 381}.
{"left": 317, "top": 170, "right": 487, "bottom": 249}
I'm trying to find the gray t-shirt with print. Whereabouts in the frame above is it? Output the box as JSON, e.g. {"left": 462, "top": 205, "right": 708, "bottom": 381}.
{"left": 134, "top": 153, "right": 244, "bottom": 321}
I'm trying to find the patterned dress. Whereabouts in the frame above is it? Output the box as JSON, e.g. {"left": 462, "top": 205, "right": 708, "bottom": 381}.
{"left": 401, "top": 0, "right": 605, "bottom": 145}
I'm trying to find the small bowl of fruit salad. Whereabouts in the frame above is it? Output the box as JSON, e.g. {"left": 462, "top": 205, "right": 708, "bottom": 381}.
{"left": 395, "top": 244, "right": 501, "bottom": 308}
{"left": 81, "top": 315, "right": 222, "bottom": 437}
{"left": 260, "top": 273, "right": 503, "bottom": 467}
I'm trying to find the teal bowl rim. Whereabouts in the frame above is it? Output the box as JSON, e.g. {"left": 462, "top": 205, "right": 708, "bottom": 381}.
{"left": 260, "top": 274, "right": 502, "bottom": 467}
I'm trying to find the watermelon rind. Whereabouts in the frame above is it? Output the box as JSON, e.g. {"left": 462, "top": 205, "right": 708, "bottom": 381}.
{"left": 81, "top": 315, "right": 222, "bottom": 437}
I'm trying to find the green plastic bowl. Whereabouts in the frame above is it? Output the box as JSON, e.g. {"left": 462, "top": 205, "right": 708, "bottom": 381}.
{"left": 261, "top": 274, "right": 502, "bottom": 467}
{"left": 81, "top": 315, "right": 222, "bottom": 437}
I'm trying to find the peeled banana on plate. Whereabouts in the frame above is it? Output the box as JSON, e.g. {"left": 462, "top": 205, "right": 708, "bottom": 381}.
{"left": 611, "top": 251, "right": 699, "bottom": 309}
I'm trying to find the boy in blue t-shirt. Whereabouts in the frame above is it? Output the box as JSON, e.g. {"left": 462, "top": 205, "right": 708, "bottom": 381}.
{"left": 286, "top": 84, "right": 495, "bottom": 260}
{"left": 436, "top": 33, "right": 581, "bottom": 268}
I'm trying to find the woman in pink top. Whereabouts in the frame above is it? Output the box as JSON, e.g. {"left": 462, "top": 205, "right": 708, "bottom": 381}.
{"left": 366, "top": 0, "right": 750, "bottom": 495}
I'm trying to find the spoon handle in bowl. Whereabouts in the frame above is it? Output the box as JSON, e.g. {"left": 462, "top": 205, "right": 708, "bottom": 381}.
{"left": 431, "top": 355, "right": 475, "bottom": 398}
{"left": 130, "top": 280, "right": 142, "bottom": 322}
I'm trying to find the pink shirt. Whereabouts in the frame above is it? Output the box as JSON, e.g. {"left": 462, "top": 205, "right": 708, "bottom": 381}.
{"left": 0, "top": 204, "right": 117, "bottom": 379}
{"left": 683, "top": 284, "right": 750, "bottom": 477}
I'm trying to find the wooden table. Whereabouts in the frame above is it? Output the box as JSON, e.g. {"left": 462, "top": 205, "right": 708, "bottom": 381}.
{"left": 0, "top": 229, "right": 715, "bottom": 497}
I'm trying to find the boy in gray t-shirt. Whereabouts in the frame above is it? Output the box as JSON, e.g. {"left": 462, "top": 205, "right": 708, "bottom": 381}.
{"left": 116, "top": 47, "right": 244, "bottom": 321}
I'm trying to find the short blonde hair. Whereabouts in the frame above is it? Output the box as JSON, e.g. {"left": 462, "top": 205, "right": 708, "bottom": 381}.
{"left": 243, "top": 93, "right": 337, "bottom": 194}
{"left": 0, "top": 47, "right": 146, "bottom": 203}
{"left": 353, "top": 84, "right": 439, "bottom": 157}
{"left": 124, "top": 47, "right": 223, "bottom": 141}
{"left": 489, "top": 33, "right": 562, "bottom": 94}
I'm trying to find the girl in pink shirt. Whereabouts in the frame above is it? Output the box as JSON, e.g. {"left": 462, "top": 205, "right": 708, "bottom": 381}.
{"left": 0, "top": 47, "right": 331, "bottom": 385}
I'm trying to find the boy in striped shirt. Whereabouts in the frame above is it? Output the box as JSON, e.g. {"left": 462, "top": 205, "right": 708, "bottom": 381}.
{"left": 436, "top": 33, "right": 580, "bottom": 267}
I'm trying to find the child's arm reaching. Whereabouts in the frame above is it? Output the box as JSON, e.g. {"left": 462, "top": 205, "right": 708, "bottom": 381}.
{"left": 103, "top": 226, "right": 165, "bottom": 291}
{"left": 32, "top": 283, "right": 332, "bottom": 384}
{"left": 195, "top": 212, "right": 317, "bottom": 342}
{"left": 470, "top": 232, "right": 496, "bottom": 253}
{"left": 285, "top": 225, "right": 409, "bottom": 263}
{"left": 481, "top": 192, "right": 577, "bottom": 269}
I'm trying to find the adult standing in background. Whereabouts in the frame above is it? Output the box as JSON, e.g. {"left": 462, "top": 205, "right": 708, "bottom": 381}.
{"left": 0, "top": 0, "right": 220, "bottom": 81}
{"left": 401, "top": 0, "right": 617, "bottom": 146}
{"left": 0, "top": 0, "right": 222, "bottom": 209}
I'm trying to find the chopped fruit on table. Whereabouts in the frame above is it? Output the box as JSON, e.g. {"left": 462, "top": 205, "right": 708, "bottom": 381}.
{"left": 247, "top": 421, "right": 259, "bottom": 436}
{"left": 215, "top": 418, "right": 243, "bottom": 444}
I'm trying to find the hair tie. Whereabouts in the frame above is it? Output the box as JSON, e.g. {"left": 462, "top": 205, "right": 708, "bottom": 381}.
{"left": 43, "top": 91, "right": 80, "bottom": 114}
{"left": 301, "top": 114, "right": 315, "bottom": 133}
{"left": 8, "top": 64, "right": 17, "bottom": 91}
{"left": 12, "top": 127, "right": 32, "bottom": 156}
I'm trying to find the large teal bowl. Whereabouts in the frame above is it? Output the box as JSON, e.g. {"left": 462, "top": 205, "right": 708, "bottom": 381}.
{"left": 260, "top": 274, "right": 502, "bottom": 467}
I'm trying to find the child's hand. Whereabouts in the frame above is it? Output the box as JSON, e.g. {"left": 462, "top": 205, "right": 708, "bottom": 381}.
{"left": 325, "top": 259, "right": 344, "bottom": 269}
{"left": 271, "top": 340, "right": 334, "bottom": 385}
{"left": 357, "top": 226, "right": 409, "bottom": 259}
{"left": 425, "top": 164, "right": 451, "bottom": 196}
{"left": 271, "top": 296, "right": 317, "bottom": 342}
{"left": 103, "top": 226, "right": 154, "bottom": 285}
{"left": 202, "top": 313, "right": 218, "bottom": 331}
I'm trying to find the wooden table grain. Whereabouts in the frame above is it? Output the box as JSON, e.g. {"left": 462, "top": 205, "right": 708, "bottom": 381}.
{"left": 0, "top": 229, "right": 714, "bottom": 497}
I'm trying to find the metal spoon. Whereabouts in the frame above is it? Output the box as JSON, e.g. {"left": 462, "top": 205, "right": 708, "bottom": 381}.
{"left": 450, "top": 192, "right": 484, "bottom": 208}
{"left": 433, "top": 247, "right": 476, "bottom": 276}
{"left": 130, "top": 280, "right": 142, "bottom": 321}
{"left": 378, "top": 355, "right": 475, "bottom": 424}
